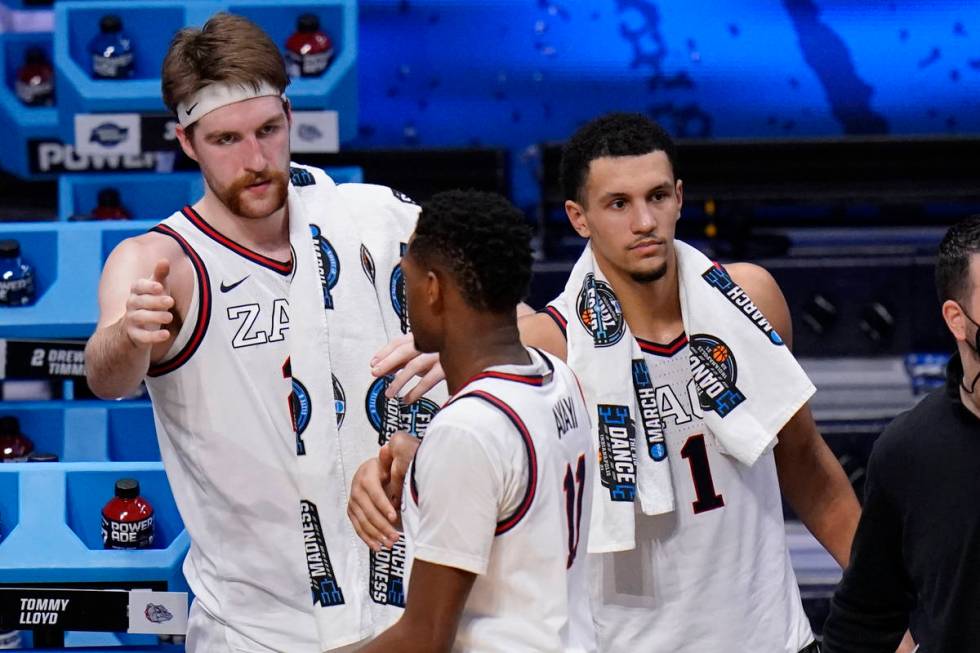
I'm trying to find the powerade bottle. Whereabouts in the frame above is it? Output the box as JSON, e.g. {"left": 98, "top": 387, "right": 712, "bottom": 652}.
{"left": 0, "top": 240, "right": 35, "bottom": 307}
{"left": 0, "top": 416, "right": 33, "bottom": 462}
{"left": 285, "top": 14, "right": 333, "bottom": 78}
{"left": 89, "top": 15, "right": 134, "bottom": 79}
{"left": 15, "top": 46, "right": 54, "bottom": 107}
{"left": 102, "top": 478, "right": 154, "bottom": 549}
{"left": 91, "top": 188, "right": 131, "bottom": 220}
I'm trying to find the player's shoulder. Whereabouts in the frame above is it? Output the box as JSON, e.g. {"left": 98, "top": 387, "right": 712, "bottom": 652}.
{"left": 724, "top": 261, "right": 781, "bottom": 298}
{"left": 108, "top": 229, "right": 186, "bottom": 268}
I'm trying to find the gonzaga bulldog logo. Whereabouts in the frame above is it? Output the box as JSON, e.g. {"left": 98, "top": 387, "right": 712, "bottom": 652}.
{"left": 576, "top": 274, "right": 625, "bottom": 347}
{"left": 688, "top": 334, "right": 746, "bottom": 417}
{"left": 365, "top": 376, "right": 439, "bottom": 445}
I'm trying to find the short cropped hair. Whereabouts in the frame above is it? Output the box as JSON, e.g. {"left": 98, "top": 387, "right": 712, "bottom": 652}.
{"left": 410, "top": 190, "right": 533, "bottom": 313}
{"left": 161, "top": 13, "right": 289, "bottom": 116}
{"left": 560, "top": 112, "right": 678, "bottom": 205}
{"left": 936, "top": 214, "right": 980, "bottom": 304}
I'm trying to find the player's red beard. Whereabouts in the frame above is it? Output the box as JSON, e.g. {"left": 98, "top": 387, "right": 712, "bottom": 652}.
{"left": 216, "top": 168, "right": 289, "bottom": 219}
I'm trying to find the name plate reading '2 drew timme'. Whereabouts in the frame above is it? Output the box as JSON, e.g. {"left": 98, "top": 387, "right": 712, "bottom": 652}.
{"left": 0, "top": 588, "right": 187, "bottom": 635}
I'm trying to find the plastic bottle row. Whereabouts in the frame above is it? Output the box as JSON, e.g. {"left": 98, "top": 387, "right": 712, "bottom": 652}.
{"left": 0, "top": 0, "right": 357, "bottom": 179}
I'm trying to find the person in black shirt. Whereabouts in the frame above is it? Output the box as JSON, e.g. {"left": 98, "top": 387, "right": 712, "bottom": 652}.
{"left": 823, "top": 214, "right": 980, "bottom": 652}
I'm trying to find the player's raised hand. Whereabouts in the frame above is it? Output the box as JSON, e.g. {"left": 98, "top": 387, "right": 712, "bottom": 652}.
{"left": 123, "top": 259, "right": 174, "bottom": 348}
{"left": 370, "top": 333, "right": 444, "bottom": 403}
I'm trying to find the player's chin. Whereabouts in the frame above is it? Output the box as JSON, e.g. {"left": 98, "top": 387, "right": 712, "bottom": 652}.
{"left": 629, "top": 260, "right": 668, "bottom": 284}
{"left": 237, "top": 189, "right": 286, "bottom": 220}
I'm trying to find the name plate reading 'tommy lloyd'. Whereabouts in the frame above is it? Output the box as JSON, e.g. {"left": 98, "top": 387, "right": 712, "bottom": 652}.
{"left": 0, "top": 588, "right": 187, "bottom": 635}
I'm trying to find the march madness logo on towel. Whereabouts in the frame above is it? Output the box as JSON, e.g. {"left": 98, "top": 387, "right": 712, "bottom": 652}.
{"left": 701, "top": 264, "right": 784, "bottom": 346}
{"left": 576, "top": 274, "right": 625, "bottom": 347}
{"left": 688, "top": 334, "right": 746, "bottom": 417}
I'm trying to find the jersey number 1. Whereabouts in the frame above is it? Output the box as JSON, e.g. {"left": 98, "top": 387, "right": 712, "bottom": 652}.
{"left": 563, "top": 454, "right": 587, "bottom": 568}
{"left": 681, "top": 434, "right": 725, "bottom": 514}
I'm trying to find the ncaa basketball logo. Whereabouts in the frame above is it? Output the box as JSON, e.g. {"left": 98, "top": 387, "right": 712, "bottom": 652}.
{"left": 365, "top": 375, "right": 439, "bottom": 445}
{"left": 688, "top": 334, "right": 746, "bottom": 417}
{"left": 576, "top": 274, "right": 625, "bottom": 347}
{"left": 332, "top": 375, "right": 346, "bottom": 428}
{"left": 309, "top": 224, "right": 340, "bottom": 310}
{"left": 390, "top": 243, "right": 409, "bottom": 333}
{"left": 290, "top": 377, "right": 312, "bottom": 456}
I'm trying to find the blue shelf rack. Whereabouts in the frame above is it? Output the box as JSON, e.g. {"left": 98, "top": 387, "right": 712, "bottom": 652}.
{"left": 54, "top": 0, "right": 358, "bottom": 144}
{"left": 58, "top": 172, "right": 204, "bottom": 221}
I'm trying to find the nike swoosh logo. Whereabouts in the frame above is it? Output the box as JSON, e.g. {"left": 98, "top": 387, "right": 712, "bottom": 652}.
{"left": 185, "top": 102, "right": 199, "bottom": 116}
{"left": 220, "top": 276, "right": 249, "bottom": 293}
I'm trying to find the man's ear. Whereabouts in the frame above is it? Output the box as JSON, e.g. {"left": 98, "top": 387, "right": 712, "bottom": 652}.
{"left": 565, "top": 200, "right": 591, "bottom": 239}
{"left": 675, "top": 178, "right": 684, "bottom": 214}
{"left": 426, "top": 269, "right": 443, "bottom": 316}
{"left": 942, "top": 299, "right": 968, "bottom": 342}
{"left": 175, "top": 124, "right": 198, "bottom": 163}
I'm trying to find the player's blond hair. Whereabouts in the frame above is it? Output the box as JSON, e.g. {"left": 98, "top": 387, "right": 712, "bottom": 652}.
{"left": 161, "top": 13, "right": 289, "bottom": 119}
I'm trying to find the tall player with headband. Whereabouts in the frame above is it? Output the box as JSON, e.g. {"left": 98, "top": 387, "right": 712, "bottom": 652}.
{"left": 85, "top": 13, "right": 423, "bottom": 652}
{"left": 823, "top": 215, "right": 980, "bottom": 652}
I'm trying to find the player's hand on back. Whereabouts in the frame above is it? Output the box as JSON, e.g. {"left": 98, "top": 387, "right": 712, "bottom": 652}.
{"left": 371, "top": 333, "right": 445, "bottom": 404}
{"left": 123, "top": 259, "right": 174, "bottom": 348}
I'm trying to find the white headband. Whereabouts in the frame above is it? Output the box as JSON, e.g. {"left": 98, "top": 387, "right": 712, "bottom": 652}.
{"left": 176, "top": 80, "right": 283, "bottom": 128}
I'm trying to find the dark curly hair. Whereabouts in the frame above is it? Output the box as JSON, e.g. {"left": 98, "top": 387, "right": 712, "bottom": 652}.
{"left": 560, "top": 112, "right": 678, "bottom": 205}
{"left": 410, "top": 190, "right": 533, "bottom": 313}
{"left": 936, "top": 214, "right": 980, "bottom": 304}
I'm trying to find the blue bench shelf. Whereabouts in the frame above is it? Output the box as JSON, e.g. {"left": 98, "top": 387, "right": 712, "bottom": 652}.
{"left": 58, "top": 172, "right": 204, "bottom": 221}
{"left": 54, "top": 0, "right": 358, "bottom": 144}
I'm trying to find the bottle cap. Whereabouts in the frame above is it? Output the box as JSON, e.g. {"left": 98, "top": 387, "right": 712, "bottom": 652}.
{"left": 97, "top": 187, "right": 122, "bottom": 208}
{"left": 0, "top": 240, "right": 21, "bottom": 259}
{"left": 0, "top": 416, "right": 21, "bottom": 434}
{"left": 25, "top": 47, "right": 47, "bottom": 66}
{"left": 297, "top": 14, "right": 320, "bottom": 32}
{"left": 27, "top": 452, "right": 58, "bottom": 463}
{"left": 99, "top": 15, "right": 123, "bottom": 34}
{"left": 115, "top": 478, "right": 140, "bottom": 499}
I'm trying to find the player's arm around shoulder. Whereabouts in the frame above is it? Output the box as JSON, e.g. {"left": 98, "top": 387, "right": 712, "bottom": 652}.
{"left": 727, "top": 262, "right": 860, "bottom": 568}
{"left": 85, "top": 232, "right": 193, "bottom": 399}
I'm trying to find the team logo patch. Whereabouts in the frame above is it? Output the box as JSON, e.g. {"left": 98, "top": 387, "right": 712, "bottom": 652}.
{"left": 391, "top": 188, "right": 418, "bottom": 205}
{"left": 89, "top": 122, "right": 128, "bottom": 148}
{"left": 333, "top": 375, "right": 346, "bottom": 428}
{"left": 369, "top": 536, "right": 407, "bottom": 608}
{"left": 290, "top": 377, "right": 312, "bottom": 455}
{"left": 144, "top": 604, "right": 173, "bottom": 624}
{"left": 365, "top": 375, "right": 439, "bottom": 445}
{"left": 631, "top": 360, "right": 667, "bottom": 461}
{"left": 596, "top": 404, "right": 637, "bottom": 502}
{"left": 576, "top": 274, "right": 625, "bottom": 347}
{"left": 309, "top": 224, "right": 340, "bottom": 309}
{"left": 300, "top": 500, "right": 345, "bottom": 607}
{"left": 360, "top": 244, "right": 376, "bottom": 284}
{"left": 390, "top": 243, "right": 409, "bottom": 333}
{"left": 290, "top": 166, "right": 316, "bottom": 187}
{"left": 701, "top": 264, "right": 784, "bottom": 346}
{"left": 688, "top": 334, "right": 746, "bottom": 417}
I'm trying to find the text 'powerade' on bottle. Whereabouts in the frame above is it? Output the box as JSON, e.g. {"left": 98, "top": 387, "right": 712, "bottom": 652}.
{"left": 0, "top": 240, "right": 35, "bottom": 307}
{"left": 102, "top": 478, "right": 155, "bottom": 549}
{"left": 89, "top": 14, "right": 134, "bottom": 80}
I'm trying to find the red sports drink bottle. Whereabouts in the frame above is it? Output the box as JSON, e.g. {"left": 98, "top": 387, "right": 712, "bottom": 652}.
{"left": 102, "top": 478, "right": 155, "bottom": 549}
{"left": 285, "top": 14, "right": 333, "bottom": 78}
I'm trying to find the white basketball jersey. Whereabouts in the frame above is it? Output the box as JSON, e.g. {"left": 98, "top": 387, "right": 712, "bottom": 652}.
{"left": 590, "top": 335, "right": 814, "bottom": 652}
{"left": 144, "top": 207, "right": 321, "bottom": 651}
{"left": 402, "top": 349, "right": 596, "bottom": 652}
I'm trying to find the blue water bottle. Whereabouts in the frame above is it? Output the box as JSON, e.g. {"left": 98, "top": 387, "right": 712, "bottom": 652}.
{"left": 89, "top": 15, "right": 134, "bottom": 79}
{"left": 0, "top": 239, "right": 35, "bottom": 306}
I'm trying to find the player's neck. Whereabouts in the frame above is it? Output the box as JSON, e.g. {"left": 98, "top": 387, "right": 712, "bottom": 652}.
{"left": 194, "top": 193, "right": 290, "bottom": 260}
{"left": 596, "top": 254, "right": 684, "bottom": 343}
{"left": 441, "top": 316, "right": 530, "bottom": 395}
